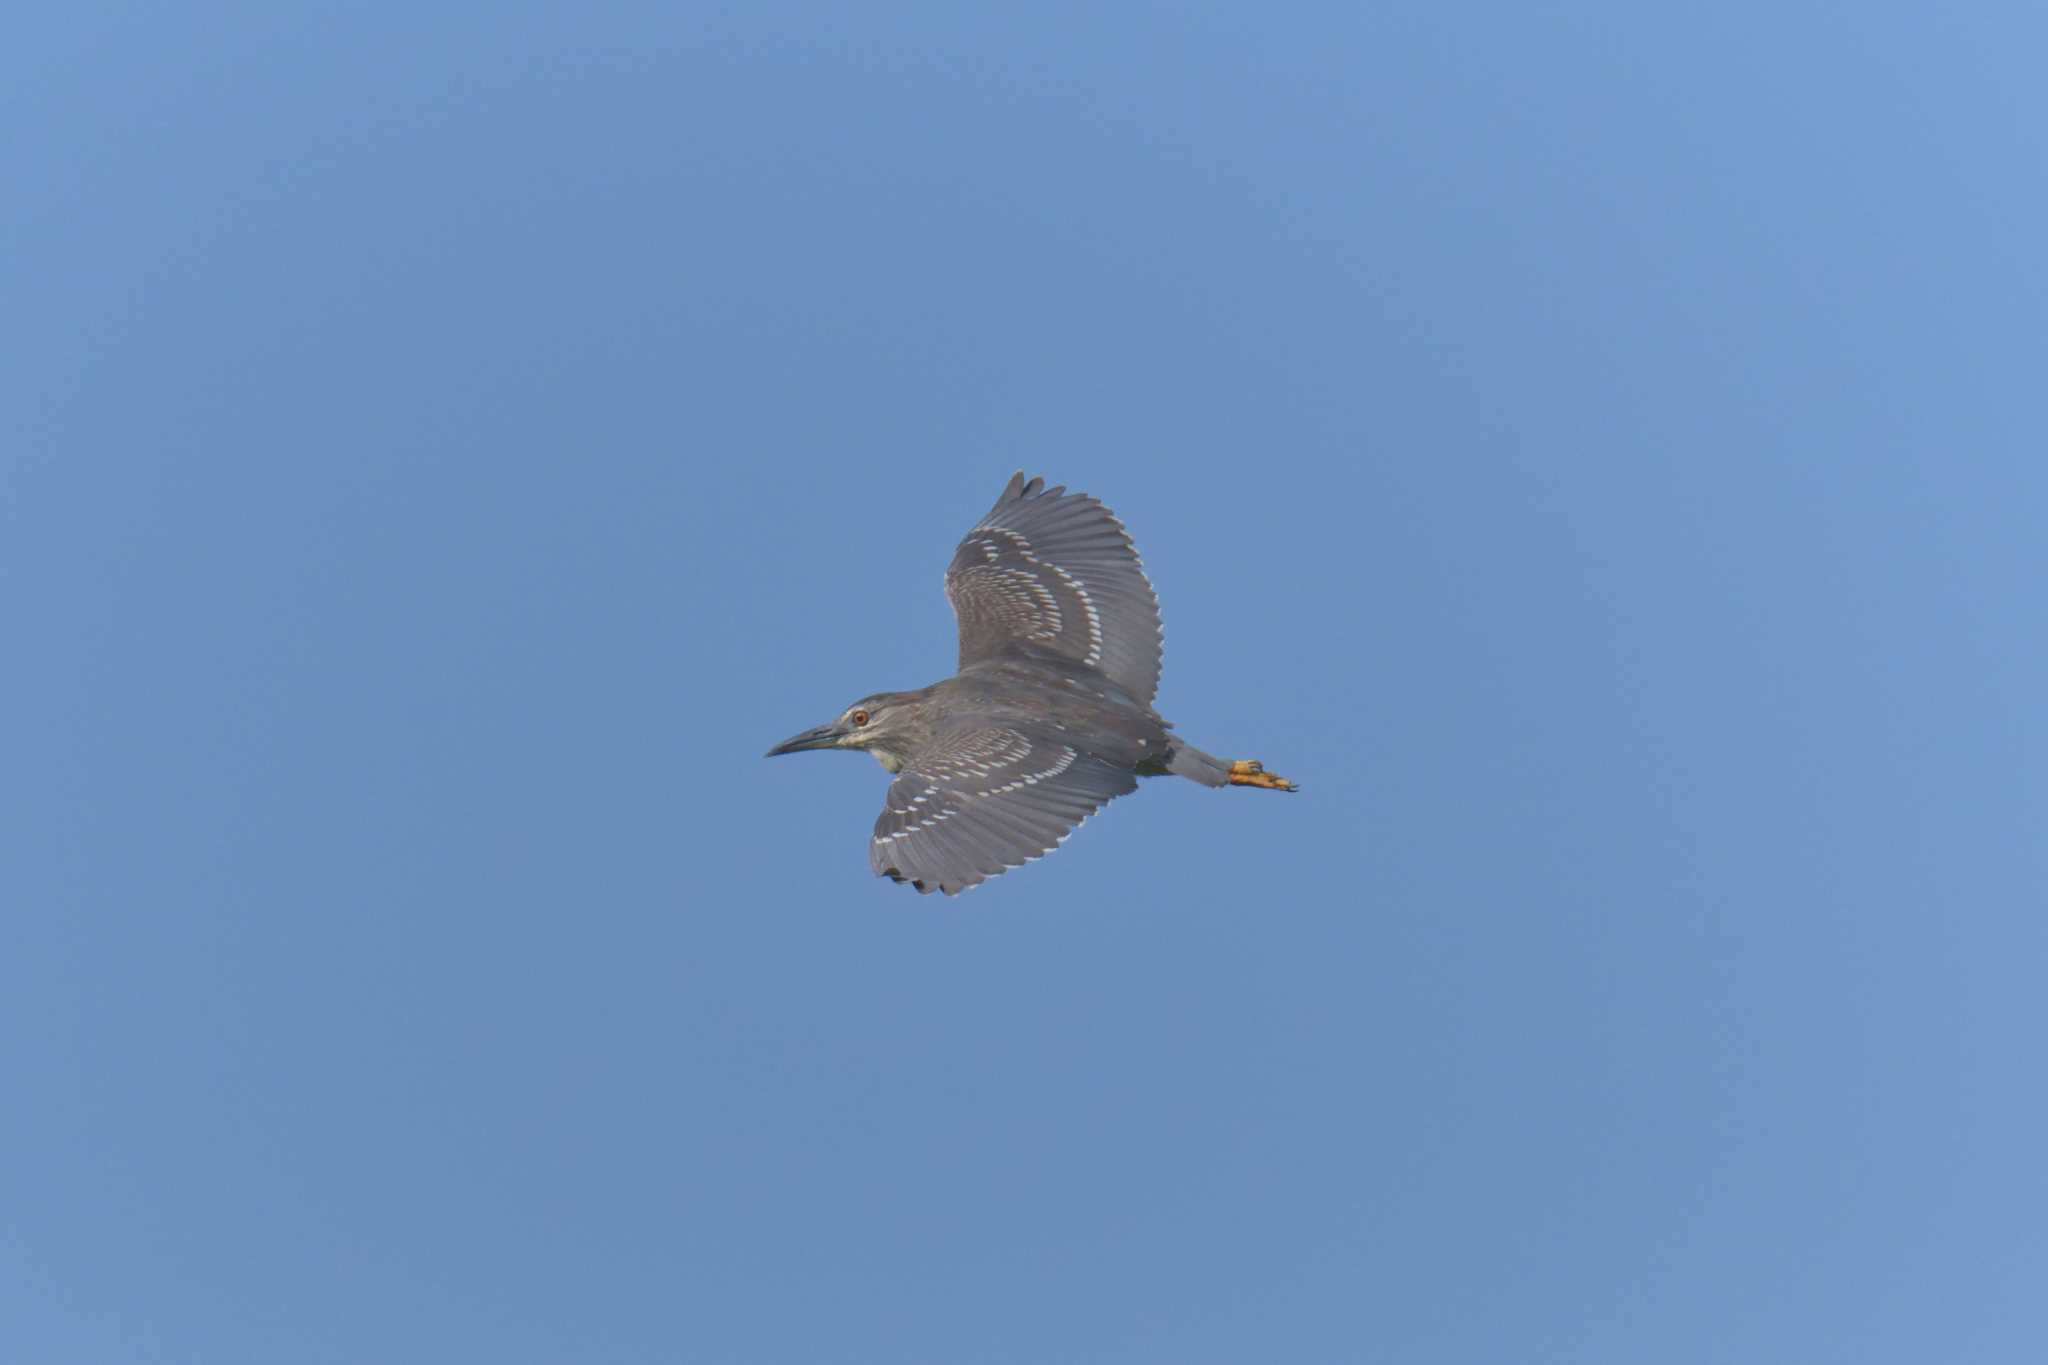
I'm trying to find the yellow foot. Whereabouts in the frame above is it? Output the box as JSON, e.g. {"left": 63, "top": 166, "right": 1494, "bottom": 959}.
{"left": 1228, "top": 759, "right": 1298, "bottom": 792}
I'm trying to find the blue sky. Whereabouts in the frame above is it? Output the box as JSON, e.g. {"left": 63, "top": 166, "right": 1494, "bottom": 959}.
{"left": 7, "top": 3, "right": 2045, "bottom": 1361}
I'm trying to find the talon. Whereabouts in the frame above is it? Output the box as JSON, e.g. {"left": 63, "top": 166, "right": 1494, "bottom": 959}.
{"left": 1227, "top": 761, "right": 1297, "bottom": 792}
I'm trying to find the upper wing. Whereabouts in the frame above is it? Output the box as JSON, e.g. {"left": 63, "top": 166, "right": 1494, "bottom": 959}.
{"left": 944, "top": 473, "right": 1165, "bottom": 705}
{"left": 869, "top": 725, "right": 1138, "bottom": 895}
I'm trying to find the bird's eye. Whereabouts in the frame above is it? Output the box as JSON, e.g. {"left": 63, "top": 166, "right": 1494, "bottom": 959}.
{"left": 851, "top": 709, "right": 870, "bottom": 727}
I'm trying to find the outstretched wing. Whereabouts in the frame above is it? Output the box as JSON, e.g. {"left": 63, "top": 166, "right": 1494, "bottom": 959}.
{"left": 944, "top": 473, "right": 1165, "bottom": 705}
{"left": 870, "top": 726, "right": 1138, "bottom": 895}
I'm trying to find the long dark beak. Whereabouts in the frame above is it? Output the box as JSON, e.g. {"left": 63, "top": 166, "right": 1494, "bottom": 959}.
{"left": 765, "top": 722, "right": 842, "bottom": 757}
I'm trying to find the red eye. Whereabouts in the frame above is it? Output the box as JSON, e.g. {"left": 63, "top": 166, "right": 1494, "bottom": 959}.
{"left": 852, "top": 709, "right": 870, "bottom": 727}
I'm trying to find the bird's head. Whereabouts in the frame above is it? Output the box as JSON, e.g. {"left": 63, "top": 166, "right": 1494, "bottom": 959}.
{"left": 765, "top": 690, "right": 930, "bottom": 773}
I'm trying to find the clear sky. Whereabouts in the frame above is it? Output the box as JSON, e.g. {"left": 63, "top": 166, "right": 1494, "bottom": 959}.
{"left": 7, "top": 4, "right": 2045, "bottom": 1361}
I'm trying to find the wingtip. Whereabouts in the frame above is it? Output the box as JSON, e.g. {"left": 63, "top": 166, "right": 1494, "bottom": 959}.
{"left": 1002, "top": 471, "right": 1055, "bottom": 502}
{"left": 880, "top": 865, "right": 949, "bottom": 895}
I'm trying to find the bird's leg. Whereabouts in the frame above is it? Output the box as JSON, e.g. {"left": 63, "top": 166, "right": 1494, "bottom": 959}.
{"left": 1227, "top": 759, "right": 1298, "bottom": 792}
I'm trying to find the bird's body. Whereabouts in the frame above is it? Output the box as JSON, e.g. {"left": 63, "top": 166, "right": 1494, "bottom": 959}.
{"left": 768, "top": 473, "right": 1295, "bottom": 894}
{"left": 873, "top": 651, "right": 1165, "bottom": 775}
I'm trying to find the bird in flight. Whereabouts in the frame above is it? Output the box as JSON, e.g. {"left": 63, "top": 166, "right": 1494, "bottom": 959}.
{"left": 767, "top": 473, "right": 1296, "bottom": 894}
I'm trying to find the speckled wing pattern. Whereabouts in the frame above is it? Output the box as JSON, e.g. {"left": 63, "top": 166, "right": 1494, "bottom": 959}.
{"left": 869, "top": 725, "right": 1139, "bottom": 895}
{"left": 944, "top": 473, "right": 1165, "bottom": 705}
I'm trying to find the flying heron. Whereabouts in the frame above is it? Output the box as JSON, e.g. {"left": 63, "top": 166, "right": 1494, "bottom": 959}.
{"left": 767, "top": 473, "right": 1296, "bottom": 894}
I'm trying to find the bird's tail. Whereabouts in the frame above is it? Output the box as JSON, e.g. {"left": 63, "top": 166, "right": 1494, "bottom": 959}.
{"left": 1166, "top": 741, "right": 1232, "bottom": 787}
